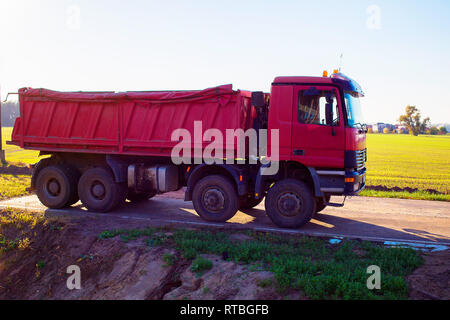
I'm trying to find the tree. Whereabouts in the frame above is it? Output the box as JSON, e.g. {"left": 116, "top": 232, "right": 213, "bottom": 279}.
{"left": 1, "top": 101, "right": 20, "bottom": 127}
{"left": 429, "top": 126, "right": 439, "bottom": 135}
{"left": 398, "top": 106, "right": 430, "bottom": 136}
{"left": 439, "top": 126, "right": 448, "bottom": 135}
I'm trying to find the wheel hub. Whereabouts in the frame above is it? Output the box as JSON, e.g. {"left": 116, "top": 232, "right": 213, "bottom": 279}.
{"left": 47, "top": 179, "right": 61, "bottom": 196}
{"left": 203, "top": 188, "right": 225, "bottom": 212}
{"left": 277, "top": 192, "right": 301, "bottom": 217}
{"left": 92, "top": 182, "right": 106, "bottom": 199}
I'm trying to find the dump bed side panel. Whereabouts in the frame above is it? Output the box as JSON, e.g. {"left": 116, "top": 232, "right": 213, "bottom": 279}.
{"left": 11, "top": 86, "right": 254, "bottom": 158}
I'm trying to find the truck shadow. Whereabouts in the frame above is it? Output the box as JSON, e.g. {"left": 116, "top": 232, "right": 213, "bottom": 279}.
{"left": 237, "top": 206, "right": 450, "bottom": 244}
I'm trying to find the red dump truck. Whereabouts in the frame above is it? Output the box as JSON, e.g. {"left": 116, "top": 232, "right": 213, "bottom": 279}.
{"left": 9, "top": 72, "right": 367, "bottom": 228}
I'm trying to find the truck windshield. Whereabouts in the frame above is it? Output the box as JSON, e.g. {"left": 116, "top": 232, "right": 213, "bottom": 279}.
{"left": 344, "top": 91, "right": 365, "bottom": 128}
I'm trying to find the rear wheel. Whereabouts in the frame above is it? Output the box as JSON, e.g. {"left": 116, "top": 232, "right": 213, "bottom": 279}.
{"left": 192, "top": 175, "right": 239, "bottom": 222}
{"left": 78, "top": 167, "right": 127, "bottom": 212}
{"left": 35, "top": 165, "right": 78, "bottom": 209}
{"left": 265, "top": 179, "right": 315, "bottom": 228}
{"left": 239, "top": 194, "right": 263, "bottom": 210}
{"left": 127, "top": 190, "right": 156, "bottom": 202}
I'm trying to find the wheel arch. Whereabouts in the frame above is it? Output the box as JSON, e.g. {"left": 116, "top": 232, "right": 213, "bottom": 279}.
{"left": 185, "top": 164, "right": 246, "bottom": 201}
{"left": 255, "top": 161, "right": 323, "bottom": 199}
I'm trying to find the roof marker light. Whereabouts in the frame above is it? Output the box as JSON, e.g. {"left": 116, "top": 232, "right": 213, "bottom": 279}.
{"left": 323, "top": 70, "right": 328, "bottom": 77}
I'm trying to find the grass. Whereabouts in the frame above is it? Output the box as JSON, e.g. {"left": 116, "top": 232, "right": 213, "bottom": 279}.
{"left": 162, "top": 253, "right": 175, "bottom": 267}
{"left": 0, "top": 209, "right": 46, "bottom": 255}
{"left": 360, "top": 189, "right": 449, "bottom": 201}
{"left": 98, "top": 227, "right": 423, "bottom": 300}
{"left": 0, "top": 174, "right": 31, "bottom": 200}
{"left": 191, "top": 256, "right": 213, "bottom": 275}
{"left": 361, "top": 134, "right": 450, "bottom": 201}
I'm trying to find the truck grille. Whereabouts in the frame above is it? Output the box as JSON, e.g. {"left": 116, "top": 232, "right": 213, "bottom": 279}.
{"left": 355, "top": 149, "right": 367, "bottom": 171}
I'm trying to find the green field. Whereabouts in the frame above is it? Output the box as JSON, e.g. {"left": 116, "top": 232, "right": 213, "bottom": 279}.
{"left": 360, "top": 134, "right": 450, "bottom": 201}
{"left": 1, "top": 128, "right": 449, "bottom": 201}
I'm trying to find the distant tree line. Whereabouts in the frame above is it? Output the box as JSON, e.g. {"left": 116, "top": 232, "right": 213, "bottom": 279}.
{"left": 1, "top": 101, "right": 20, "bottom": 127}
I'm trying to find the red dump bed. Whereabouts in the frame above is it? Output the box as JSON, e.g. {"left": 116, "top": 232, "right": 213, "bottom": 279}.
{"left": 10, "top": 85, "right": 255, "bottom": 157}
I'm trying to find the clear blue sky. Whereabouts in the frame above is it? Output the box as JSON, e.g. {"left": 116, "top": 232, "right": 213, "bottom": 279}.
{"left": 1, "top": 0, "right": 449, "bottom": 124}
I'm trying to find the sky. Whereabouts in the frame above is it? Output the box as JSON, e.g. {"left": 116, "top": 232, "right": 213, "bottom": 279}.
{"left": 1, "top": 0, "right": 450, "bottom": 124}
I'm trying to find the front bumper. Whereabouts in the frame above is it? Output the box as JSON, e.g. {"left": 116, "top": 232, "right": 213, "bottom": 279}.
{"left": 344, "top": 168, "right": 366, "bottom": 195}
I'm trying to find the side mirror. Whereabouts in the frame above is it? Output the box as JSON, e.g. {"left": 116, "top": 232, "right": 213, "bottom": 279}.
{"left": 325, "top": 103, "right": 333, "bottom": 125}
{"left": 251, "top": 92, "right": 265, "bottom": 108}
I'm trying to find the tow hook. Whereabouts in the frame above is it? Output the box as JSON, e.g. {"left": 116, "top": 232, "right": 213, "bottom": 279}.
{"left": 324, "top": 196, "right": 346, "bottom": 208}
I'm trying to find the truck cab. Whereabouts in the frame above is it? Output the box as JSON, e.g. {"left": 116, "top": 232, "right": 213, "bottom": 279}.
{"left": 253, "top": 72, "right": 367, "bottom": 226}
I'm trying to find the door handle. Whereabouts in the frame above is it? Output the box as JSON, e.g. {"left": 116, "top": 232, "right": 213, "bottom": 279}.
{"left": 293, "top": 149, "right": 305, "bottom": 156}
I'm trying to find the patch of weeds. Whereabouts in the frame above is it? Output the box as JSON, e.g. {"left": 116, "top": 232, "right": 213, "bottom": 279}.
{"left": 18, "top": 237, "right": 31, "bottom": 250}
{"left": 171, "top": 230, "right": 422, "bottom": 299}
{"left": 139, "top": 270, "right": 147, "bottom": 276}
{"left": 191, "top": 256, "right": 213, "bottom": 276}
{"left": 182, "top": 247, "right": 197, "bottom": 260}
{"left": 98, "top": 227, "right": 157, "bottom": 242}
{"left": 257, "top": 278, "right": 273, "bottom": 288}
{"left": 35, "top": 260, "right": 46, "bottom": 278}
{"left": 49, "top": 224, "right": 63, "bottom": 231}
{"left": 36, "top": 260, "right": 46, "bottom": 269}
{"left": 162, "top": 253, "right": 175, "bottom": 267}
{"left": 0, "top": 235, "right": 18, "bottom": 254}
{"left": 77, "top": 254, "right": 94, "bottom": 262}
{"left": 0, "top": 210, "right": 44, "bottom": 230}
{"left": 146, "top": 234, "right": 169, "bottom": 247}
{"left": 202, "top": 286, "right": 210, "bottom": 295}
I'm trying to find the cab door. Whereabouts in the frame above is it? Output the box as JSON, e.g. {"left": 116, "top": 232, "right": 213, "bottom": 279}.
{"left": 291, "top": 85, "right": 345, "bottom": 168}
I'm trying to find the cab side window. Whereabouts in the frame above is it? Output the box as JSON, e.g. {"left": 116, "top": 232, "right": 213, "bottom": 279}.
{"left": 298, "top": 88, "right": 339, "bottom": 126}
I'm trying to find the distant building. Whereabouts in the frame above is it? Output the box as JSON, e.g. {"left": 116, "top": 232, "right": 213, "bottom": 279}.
{"left": 372, "top": 122, "right": 396, "bottom": 133}
{"left": 395, "top": 125, "right": 408, "bottom": 134}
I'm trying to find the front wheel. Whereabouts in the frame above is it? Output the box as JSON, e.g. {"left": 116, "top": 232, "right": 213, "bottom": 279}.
{"left": 192, "top": 175, "right": 239, "bottom": 222}
{"left": 265, "top": 179, "right": 315, "bottom": 228}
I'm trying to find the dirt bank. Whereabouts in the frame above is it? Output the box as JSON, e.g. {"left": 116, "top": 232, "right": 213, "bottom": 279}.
{"left": 0, "top": 210, "right": 288, "bottom": 300}
{"left": 0, "top": 209, "right": 448, "bottom": 300}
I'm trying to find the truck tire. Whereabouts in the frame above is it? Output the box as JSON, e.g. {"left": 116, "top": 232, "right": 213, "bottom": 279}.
{"left": 192, "top": 175, "right": 239, "bottom": 222}
{"left": 78, "top": 167, "right": 127, "bottom": 212}
{"left": 265, "top": 179, "right": 315, "bottom": 228}
{"left": 35, "top": 165, "right": 78, "bottom": 209}
{"left": 239, "top": 194, "right": 263, "bottom": 210}
{"left": 127, "top": 190, "right": 156, "bottom": 202}
{"left": 315, "top": 195, "right": 331, "bottom": 214}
